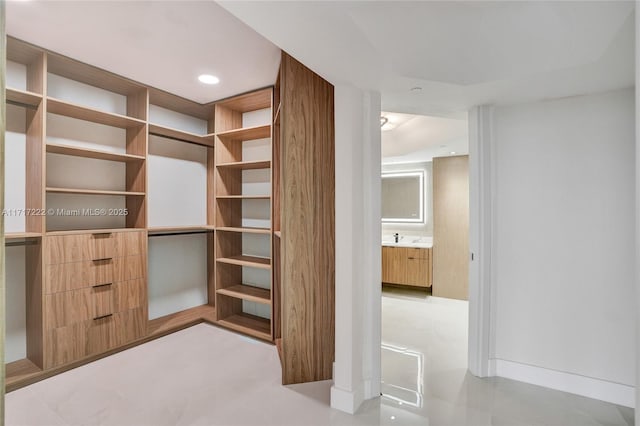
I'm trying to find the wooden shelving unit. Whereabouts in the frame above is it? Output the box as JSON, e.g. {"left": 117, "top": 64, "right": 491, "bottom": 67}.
{"left": 5, "top": 37, "right": 334, "bottom": 390}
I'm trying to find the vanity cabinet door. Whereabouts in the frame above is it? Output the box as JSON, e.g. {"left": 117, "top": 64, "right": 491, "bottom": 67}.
{"left": 382, "top": 246, "right": 408, "bottom": 284}
{"left": 406, "top": 248, "right": 431, "bottom": 287}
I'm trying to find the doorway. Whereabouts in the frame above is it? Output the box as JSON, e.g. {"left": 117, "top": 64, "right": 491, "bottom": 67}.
{"left": 379, "top": 111, "right": 471, "bottom": 410}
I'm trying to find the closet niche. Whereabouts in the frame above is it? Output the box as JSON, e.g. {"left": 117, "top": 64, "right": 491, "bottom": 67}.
{"left": 4, "top": 38, "right": 334, "bottom": 389}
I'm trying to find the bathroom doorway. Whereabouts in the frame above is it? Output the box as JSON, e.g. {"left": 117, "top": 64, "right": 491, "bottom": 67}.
{"left": 379, "top": 111, "right": 471, "bottom": 408}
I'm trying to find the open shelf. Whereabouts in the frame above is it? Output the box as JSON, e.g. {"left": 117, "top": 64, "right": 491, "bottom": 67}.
{"left": 46, "top": 143, "right": 145, "bottom": 163}
{"left": 45, "top": 228, "right": 144, "bottom": 236}
{"left": 217, "top": 313, "right": 271, "bottom": 341}
{"left": 216, "top": 124, "right": 271, "bottom": 142}
{"left": 149, "top": 123, "right": 214, "bottom": 147}
{"left": 147, "top": 304, "right": 216, "bottom": 337}
{"left": 5, "top": 232, "right": 43, "bottom": 240}
{"left": 217, "top": 284, "right": 271, "bottom": 305}
{"left": 216, "top": 160, "right": 271, "bottom": 170}
{"left": 6, "top": 87, "right": 43, "bottom": 108}
{"left": 46, "top": 187, "right": 145, "bottom": 196}
{"left": 216, "top": 195, "right": 270, "bottom": 200}
{"left": 47, "top": 97, "right": 146, "bottom": 129}
{"left": 217, "top": 255, "right": 271, "bottom": 269}
{"left": 216, "top": 226, "right": 270, "bottom": 235}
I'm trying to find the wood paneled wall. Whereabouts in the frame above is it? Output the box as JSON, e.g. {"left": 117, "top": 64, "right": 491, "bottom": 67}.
{"left": 433, "top": 155, "right": 469, "bottom": 300}
{"left": 280, "top": 52, "right": 335, "bottom": 384}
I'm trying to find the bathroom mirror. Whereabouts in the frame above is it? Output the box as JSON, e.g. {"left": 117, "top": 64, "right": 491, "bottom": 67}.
{"left": 381, "top": 170, "right": 424, "bottom": 223}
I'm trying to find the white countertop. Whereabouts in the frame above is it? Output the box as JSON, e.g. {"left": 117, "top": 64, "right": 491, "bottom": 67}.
{"left": 382, "top": 236, "right": 433, "bottom": 249}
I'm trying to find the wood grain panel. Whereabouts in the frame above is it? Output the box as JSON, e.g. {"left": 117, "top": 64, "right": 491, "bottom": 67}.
{"left": 26, "top": 241, "right": 44, "bottom": 368}
{"left": 213, "top": 88, "right": 272, "bottom": 114}
{"left": 116, "top": 231, "right": 145, "bottom": 256}
{"left": 433, "top": 155, "right": 469, "bottom": 300}
{"left": 215, "top": 198, "right": 242, "bottom": 228}
{"left": 45, "top": 260, "right": 114, "bottom": 294}
{"left": 45, "top": 233, "right": 117, "bottom": 264}
{"left": 148, "top": 87, "right": 211, "bottom": 120}
{"left": 44, "top": 321, "right": 87, "bottom": 368}
{"left": 213, "top": 104, "right": 242, "bottom": 133}
{"left": 280, "top": 52, "right": 335, "bottom": 384}
{"left": 114, "top": 255, "right": 145, "bottom": 282}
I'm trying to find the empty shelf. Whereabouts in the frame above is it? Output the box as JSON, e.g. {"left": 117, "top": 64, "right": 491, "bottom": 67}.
{"left": 217, "top": 313, "right": 271, "bottom": 341}
{"left": 46, "top": 187, "right": 145, "bottom": 196}
{"left": 149, "top": 123, "right": 214, "bottom": 147}
{"left": 216, "top": 255, "right": 271, "bottom": 269}
{"left": 217, "top": 284, "right": 271, "bottom": 304}
{"left": 47, "top": 97, "right": 145, "bottom": 129}
{"left": 216, "top": 227, "right": 270, "bottom": 235}
{"left": 216, "top": 124, "right": 271, "bottom": 142}
{"left": 6, "top": 88, "right": 43, "bottom": 107}
{"left": 216, "top": 160, "right": 271, "bottom": 170}
{"left": 46, "top": 143, "right": 145, "bottom": 162}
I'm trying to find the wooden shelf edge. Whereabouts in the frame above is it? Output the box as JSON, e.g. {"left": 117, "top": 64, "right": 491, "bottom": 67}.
{"left": 216, "top": 255, "right": 271, "bottom": 269}
{"left": 148, "top": 226, "right": 215, "bottom": 234}
{"left": 216, "top": 195, "right": 271, "bottom": 200}
{"left": 147, "top": 304, "right": 216, "bottom": 337}
{"left": 149, "top": 123, "right": 214, "bottom": 147}
{"left": 5, "top": 358, "right": 42, "bottom": 388}
{"left": 6, "top": 87, "right": 43, "bottom": 107}
{"left": 217, "top": 313, "right": 271, "bottom": 341}
{"left": 5, "top": 232, "right": 42, "bottom": 240}
{"left": 47, "top": 97, "right": 145, "bottom": 129}
{"left": 215, "top": 160, "right": 271, "bottom": 170}
{"left": 216, "top": 226, "right": 270, "bottom": 235}
{"left": 274, "top": 231, "right": 281, "bottom": 238}
{"left": 217, "top": 284, "right": 271, "bottom": 305}
{"left": 46, "top": 187, "right": 145, "bottom": 196}
{"left": 216, "top": 124, "right": 271, "bottom": 141}
{"left": 46, "top": 143, "right": 145, "bottom": 162}
{"left": 46, "top": 228, "right": 145, "bottom": 236}
{"left": 275, "top": 338, "right": 283, "bottom": 365}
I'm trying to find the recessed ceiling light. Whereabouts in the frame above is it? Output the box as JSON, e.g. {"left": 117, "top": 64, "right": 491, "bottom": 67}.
{"left": 450, "top": 151, "right": 456, "bottom": 155}
{"left": 198, "top": 74, "right": 220, "bottom": 85}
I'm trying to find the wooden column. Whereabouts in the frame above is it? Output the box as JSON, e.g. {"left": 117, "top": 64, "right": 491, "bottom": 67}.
{"left": 1, "top": 0, "right": 7, "bottom": 417}
{"left": 433, "top": 155, "right": 470, "bottom": 300}
{"left": 280, "top": 52, "right": 335, "bottom": 384}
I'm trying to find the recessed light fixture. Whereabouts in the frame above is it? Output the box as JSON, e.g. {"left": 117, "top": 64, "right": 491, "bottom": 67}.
{"left": 198, "top": 74, "right": 220, "bottom": 85}
{"left": 450, "top": 151, "right": 456, "bottom": 155}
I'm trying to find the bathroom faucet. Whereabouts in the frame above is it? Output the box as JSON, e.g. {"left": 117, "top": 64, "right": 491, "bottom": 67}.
{"left": 394, "top": 233, "right": 400, "bottom": 243}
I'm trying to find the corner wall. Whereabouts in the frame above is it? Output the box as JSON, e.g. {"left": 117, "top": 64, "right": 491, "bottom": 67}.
{"left": 490, "top": 89, "right": 636, "bottom": 407}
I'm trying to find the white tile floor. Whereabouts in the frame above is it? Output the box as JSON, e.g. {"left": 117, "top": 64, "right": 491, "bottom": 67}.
{"left": 5, "top": 287, "right": 635, "bottom": 425}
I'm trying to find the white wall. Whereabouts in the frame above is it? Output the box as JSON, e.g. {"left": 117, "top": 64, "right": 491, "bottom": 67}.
{"left": 331, "top": 85, "right": 381, "bottom": 414}
{"left": 381, "top": 161, "right": 433, "bottom": 238}
{"left": 490, "top": 89, "right": 636, "bottom": 407}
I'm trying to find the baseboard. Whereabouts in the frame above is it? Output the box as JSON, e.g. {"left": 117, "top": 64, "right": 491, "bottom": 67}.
{"left": 330, "top": 384, "right": 365, "bottom": 414}
{"left": 490, "top": 359, "right": 635, "bottom": 408}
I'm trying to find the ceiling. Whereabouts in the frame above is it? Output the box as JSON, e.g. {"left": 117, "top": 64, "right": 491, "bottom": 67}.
{"left": 381, "top": 112, "right": 468, "bottom": 163}
{"left": 219, "top": 1, "right": 635, "bottom": 118}
{"left": 6, "top": 1, "right": 281, "bottom": 104}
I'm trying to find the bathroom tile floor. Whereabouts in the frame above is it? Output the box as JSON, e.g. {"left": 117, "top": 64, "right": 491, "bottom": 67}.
{"left": 5, "top": 288, "right": 634, "bottom": 425}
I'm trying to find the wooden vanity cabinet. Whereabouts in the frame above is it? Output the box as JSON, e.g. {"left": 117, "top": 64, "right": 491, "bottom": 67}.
{"left": 382, "top": 246, "right": 432, "bottom": 288}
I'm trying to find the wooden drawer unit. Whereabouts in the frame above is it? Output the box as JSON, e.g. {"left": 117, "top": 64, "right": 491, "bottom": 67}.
{"left": 42, "top": 230, "right": 147, "bottom": 369}
{"left": 44, "top": 307, "right": 146, "bottom": 368}
{"left": 382, "top": 246, "right": 432, "bottom": 288}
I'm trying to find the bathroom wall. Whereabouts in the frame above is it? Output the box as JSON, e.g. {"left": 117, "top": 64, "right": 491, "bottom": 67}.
{"left": 381, "top": 161, "right": 433, "bottom": 238}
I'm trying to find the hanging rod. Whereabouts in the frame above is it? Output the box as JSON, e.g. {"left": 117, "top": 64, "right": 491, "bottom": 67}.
{"left": 5, "top": 240, "right": 40, "bottom": 247}
{"left": 148, "top": 131, "right": 212, "bottom": 148}
{"left": 7, "top": 99, "right": 39, "bottom": 110}
{"left": 148, "top": 230, "right": 214, "bottom": 238}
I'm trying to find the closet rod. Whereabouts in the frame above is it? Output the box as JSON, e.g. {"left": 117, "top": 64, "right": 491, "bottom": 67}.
{"left": 148, "top": 230, "right": 213, "bottom": 238}
{"left": 7, "top": 99, "right": 39, "bottom": 110}
{"left": 148, "top": 131, "right": 212, "bottom": 148}
{"left": 5, "top": 240, "right": 39, "bottom": 247}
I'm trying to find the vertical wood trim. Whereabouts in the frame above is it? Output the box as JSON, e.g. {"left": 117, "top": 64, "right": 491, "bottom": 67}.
{"left": 433, "top": 155, "right": 470, "bottom": 300}
{"left": 281, "top": 52, "right": 335, "bottom": 384}
{"left": 1, "top": 1, "right": 6, "bottom": 418}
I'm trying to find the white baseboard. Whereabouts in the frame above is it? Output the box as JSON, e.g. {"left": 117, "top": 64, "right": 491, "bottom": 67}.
{"left": 330, "top": 384, "right": 365, "bottom": 414}
{"left": 490, "top": 359, "right": 635, "bottom": 408}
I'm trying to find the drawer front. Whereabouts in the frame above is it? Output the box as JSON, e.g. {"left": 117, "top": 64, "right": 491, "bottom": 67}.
{"left": 45, "top": 231, "right": 146, "bottom": 264}
{"left": 45, "top": 255, "right": 145, "bottom": 294}
{"left": 45, "top": 259, "right": 115, "bottom": 294}
{"left": 407, "top": 247, "right": 429, "bottom": 260}
{"left": 45, "top": 233, "right": 117, "bottom": 264}
{"left": 44, "top": 279, "right": 146, "bottom": 329}
{"left": 44, "top": 307, "right": 146, "bottom": 369}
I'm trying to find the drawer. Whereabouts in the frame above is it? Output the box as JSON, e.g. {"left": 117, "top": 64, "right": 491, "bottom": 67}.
{"left": 45, "top": 259, "right": 115, "bottom": 294}
{"left": 45, "top": 233, "right": 117, "bottom": 264}
{"left": 407, "top": 247, "right": 429, "bottom": 260}
{"left": 44, "top": 279, "right": 146, "bottom": 329}
{"left": 45, "top": 255, "right": 145, "bottom": 294}
{"left": 43, "top": 307, "right": 146, "bottom": 369}
{"left": 45, "top": 231, "right": 146, "bottom": 264}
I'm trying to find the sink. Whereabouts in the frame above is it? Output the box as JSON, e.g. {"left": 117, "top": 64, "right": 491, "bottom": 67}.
{"left": 382, "top": 240, "right": 432, "bottom": 248}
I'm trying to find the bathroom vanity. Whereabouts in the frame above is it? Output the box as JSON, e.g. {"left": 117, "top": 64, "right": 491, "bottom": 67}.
{"left": 381, "top": 240, "right": 432, "bottom": 288}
